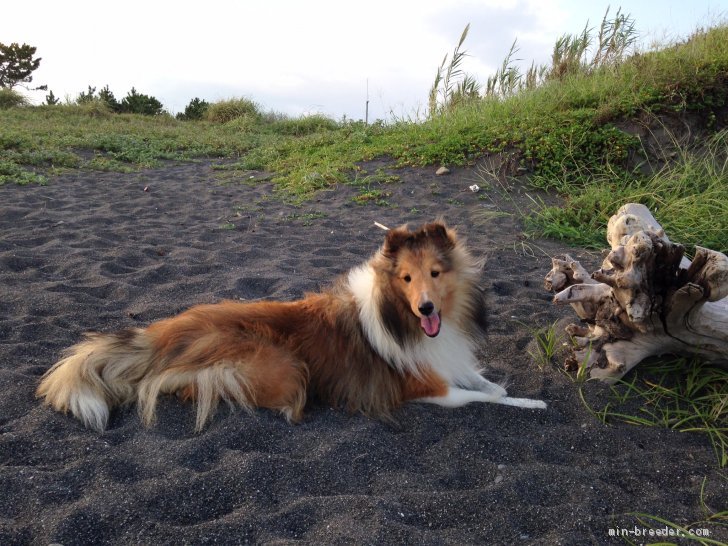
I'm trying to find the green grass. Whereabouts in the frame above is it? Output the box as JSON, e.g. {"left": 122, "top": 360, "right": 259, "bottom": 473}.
{"left": 625, "top": 480, "right": 728, "bottom": 546}
{"left": 528, "top": 321, "right": 562, "bottom": 371}
{"left": 266, "top": 113, "right": 340, "bottom": 136}
{"left": 0, "top": 104, "right": 256, "bottom": 176}
{"left": 625, "top": 508, "right": 728, "bottom": 546}
{"left": 2, "top": 11, "right": 727, "bottom": 509}
{"left": 281, "top": 211, "right": 327, "bottom": 226}
{"left": 204, "top": 97, "right": 260, "bottom": 124}
{"left": 527, "top": 129, "right": 728, "bottom": 252}
{"left": 0, "top": 88, "right": 29, "bottom": 109}
{"left": 575, "top": 357, "right": 728, "bottom": 468}
{"left": 529, "top": 319, "right": 728, "bottom": 468}
{"left": 1, "top": 22, "right": 727, "bottom": 243}
{"left": 348, "top": 168, "right": 400, "bottom": 206}
{"left": 220, "top": 23, "right": 728, "bottom": 227}
{"left": 0, "top": 158, "right": 46, "bottom": 185}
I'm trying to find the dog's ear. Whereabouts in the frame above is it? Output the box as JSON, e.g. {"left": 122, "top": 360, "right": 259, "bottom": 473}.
{"left": 382, "top": 226, "right": 411, "bottom": 259}
{"left": 424, "top": 222, "right": 455, "bottom": 250}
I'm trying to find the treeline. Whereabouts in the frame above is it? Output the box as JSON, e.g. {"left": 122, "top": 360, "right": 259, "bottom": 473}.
{"left": 45, "top": 85, "right": 209, "bottom": 120}
{"left": 2, "top": 84, "right": 344, "bottom": 135}
{"left": 0, "top": 40, "right": 208, "bottom": 120}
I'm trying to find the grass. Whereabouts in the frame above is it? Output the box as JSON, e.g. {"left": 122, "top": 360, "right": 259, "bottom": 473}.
{"left": 530, "top": 321, "right": 591, "bottom": 384}
{"left": 567, "top": 356, "right": 728, "bottom": 468}
{"left": 604, "top": 359, "right": 727, "bottom": 468}
{"left": 528, "top": 319, "right": 728, "bottom": 468}
{"left": 0, "top": 104, "right": 254, "bottom": 180}
{"left": 0, "top": 99, "right": 346, "bottom": 188}
{"left": 624, "top": 479, "right": 728, "bottom": 546}
{"left": 528, "top": 321, "right": 562, "bottom": 371}
{"left": 527, "top": 128, "right": 728, "bottom": 252}
{"left": 530, "top": 324, "right": 727, "bottom": 531}
{"left": 0, "top": 88, "right": 29, "bottom": 109}
{"left": 2, "top": 22, "right": 727, "bottom": 238}
{"left": 348, "top": 168, "right": 400, "bottom": 206}
{"left": 2, "top": 11, "right": 727, "bottom": 523}
{"left": 280, "top": 211, "right": 327, "bottom": 226}
{"left": 204, "top": 97, "right": 260, "bottom": 124}
{"left": 624, "top": 507, "right": 728, "bottom": 545}
{"left": 220, "top": 22, "right": 728, "bottom": 231}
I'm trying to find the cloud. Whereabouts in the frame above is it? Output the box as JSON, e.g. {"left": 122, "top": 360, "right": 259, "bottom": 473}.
{"left": 423, "top": 0, "right": 569, "bottom": 75}
{"left": 4, "top": 0, "right": 719, "bottom": 119}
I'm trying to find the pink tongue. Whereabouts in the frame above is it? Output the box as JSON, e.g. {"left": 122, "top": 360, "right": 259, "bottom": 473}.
{"left": 420, "top": 312, "right": 441, "bottom": 337}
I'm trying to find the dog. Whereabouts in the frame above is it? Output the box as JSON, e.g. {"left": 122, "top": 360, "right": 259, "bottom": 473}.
{"left": 37, "top": 221, "right": 546, "bottom": 432}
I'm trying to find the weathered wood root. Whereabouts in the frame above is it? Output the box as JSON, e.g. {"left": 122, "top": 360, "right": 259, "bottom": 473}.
{"left": 544, "top": 203, "right": 728, "bottom": 382}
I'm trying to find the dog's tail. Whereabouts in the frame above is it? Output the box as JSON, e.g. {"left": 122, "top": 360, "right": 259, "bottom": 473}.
{"left": 36, "top": 329, "right": 155, "bottom": 431}
{"left": 37, "top": 319, "right": 263, "bottom": 432}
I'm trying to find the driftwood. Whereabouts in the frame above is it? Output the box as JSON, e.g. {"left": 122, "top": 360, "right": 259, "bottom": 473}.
{"left": 544, "top": 203, "right": 728, "bottom": 382}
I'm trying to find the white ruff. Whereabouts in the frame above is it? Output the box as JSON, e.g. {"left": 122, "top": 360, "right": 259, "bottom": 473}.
{"left": 347, "top": 264, "right": 487, "bottom": 388}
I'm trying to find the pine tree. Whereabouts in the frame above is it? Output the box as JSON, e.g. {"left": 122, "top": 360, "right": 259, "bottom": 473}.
{"left": 45, "top": 90, "right": 59, "bottom": 105}
{"left": 0, "top": 42, "right": 46, "bottom": 90}
{"left": 98, "top": 85, "right": 121, "bottom": 112}
{"left": 120, "top": 87, "right": 164, "bottom": 116}
{"left": 77, "top": 85, "right": 96, "bottom": 103}
{"left": 177, "top": 97, "right": 209, "bottom": 120}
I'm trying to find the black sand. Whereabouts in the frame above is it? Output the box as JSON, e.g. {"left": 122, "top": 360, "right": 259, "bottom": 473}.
{"left": 0, "top": 159, "right": 725, "bottom": 545}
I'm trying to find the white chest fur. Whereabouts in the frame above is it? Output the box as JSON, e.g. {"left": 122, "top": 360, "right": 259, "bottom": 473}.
{"left": 347, "top": 265, "right": 483, "bottom": 387}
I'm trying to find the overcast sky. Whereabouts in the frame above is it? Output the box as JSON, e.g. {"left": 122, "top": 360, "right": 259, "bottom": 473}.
{"left": 3, "top": 0, "right": 725, "bottom": 120}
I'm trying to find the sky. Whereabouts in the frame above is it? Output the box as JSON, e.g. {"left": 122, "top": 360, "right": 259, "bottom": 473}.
{"left": 2, "top": 0, "right": 726, "bottom": 121}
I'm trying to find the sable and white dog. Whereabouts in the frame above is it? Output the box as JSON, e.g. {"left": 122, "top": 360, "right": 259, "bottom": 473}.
{"left": 37, "top": 221, "right": 546, "bottom": 431}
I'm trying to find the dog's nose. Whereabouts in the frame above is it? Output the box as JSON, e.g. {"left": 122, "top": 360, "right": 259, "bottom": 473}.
{"left": 418, "top": 301, "right": 435, "bottom": 316}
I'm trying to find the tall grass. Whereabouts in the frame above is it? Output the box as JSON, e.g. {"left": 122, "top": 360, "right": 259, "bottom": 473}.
{"left": 1, "top": 17, "right": 727, "bottom": 244}
{"left": 578, "top": 357, "right": 728, "bottom": 468}
{"left": 428, "top": 24, "right": 480, "bottom": 115}
{"left": 435, "top": 8, "right": 639, "bottom": 105}
{"left": 265, "top": 113, "right": 340, "bottom": 136}
{"left": 264, "top": 21, "right": 728, "bottom": 212}
{"left": 205, "top": 97, "right": 260, "bottom": 123}
{"left": 528, "top": 129, "right": 728, "bottom": 253}
{"left": 0, "top": 88, "right": 28, "bottom": 109}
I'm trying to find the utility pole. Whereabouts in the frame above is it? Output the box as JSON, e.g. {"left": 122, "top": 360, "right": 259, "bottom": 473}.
{"left": 365, "top": 79, "right": 369, "bottom": 126}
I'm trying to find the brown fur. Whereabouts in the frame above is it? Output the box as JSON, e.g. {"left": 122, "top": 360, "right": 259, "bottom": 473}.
{"left": 36, "top": 221, "right": 487, "bottom": 431}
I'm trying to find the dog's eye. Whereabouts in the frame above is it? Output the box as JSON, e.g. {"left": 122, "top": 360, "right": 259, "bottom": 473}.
{"left": 403, "top": 275, "right": 411, "bottom": 283}
{"left": 431, "top": 271, "right": 440, "bottom": 278}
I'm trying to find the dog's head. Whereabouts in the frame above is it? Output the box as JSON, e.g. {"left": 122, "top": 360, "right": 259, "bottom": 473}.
{"left": 378, "top": 221, "right": 461, "bottom": 338}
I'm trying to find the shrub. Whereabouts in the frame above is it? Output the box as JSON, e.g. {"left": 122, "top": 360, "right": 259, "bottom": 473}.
{"left": 268, "top": 113, "right": 339, "bottom": 136}
{"left": 45, "top": 90, "right": 59, "bottom": 105}
{"left": 0, "top": 87, "right": 28, "bottom": 109}
{"left": 205, "top": 97, "right": 260, "bottom": 123}
{"left": 76, "top": 85, "right": 97, "bottom": 103}
{"left": 66, "top": 100, "right": 113, "bottom": 118}
{"left": 120, "top": 87, "right": 164, "bottom": 116}
{"left": 224, "top": 114, "right": 259, "bottom": 132}
{"left": 98, "top": 85, "right": 121, "bottom": 112}
{"left": 176, "top": 97, "right": 209, "bottom": 121}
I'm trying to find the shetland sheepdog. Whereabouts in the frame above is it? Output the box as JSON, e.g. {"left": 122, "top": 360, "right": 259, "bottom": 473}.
{"left": 37, "top": 221, "right": 546, "bottom": 432}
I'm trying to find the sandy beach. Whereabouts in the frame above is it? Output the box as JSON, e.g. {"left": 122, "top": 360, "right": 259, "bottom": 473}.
{"left": 0, "top": 159, "right": 724, "bottom": 544}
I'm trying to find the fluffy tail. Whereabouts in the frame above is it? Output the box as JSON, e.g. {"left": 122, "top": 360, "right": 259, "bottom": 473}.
{"left": 36, "top": 329, "right": 155, "bottom": 431}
